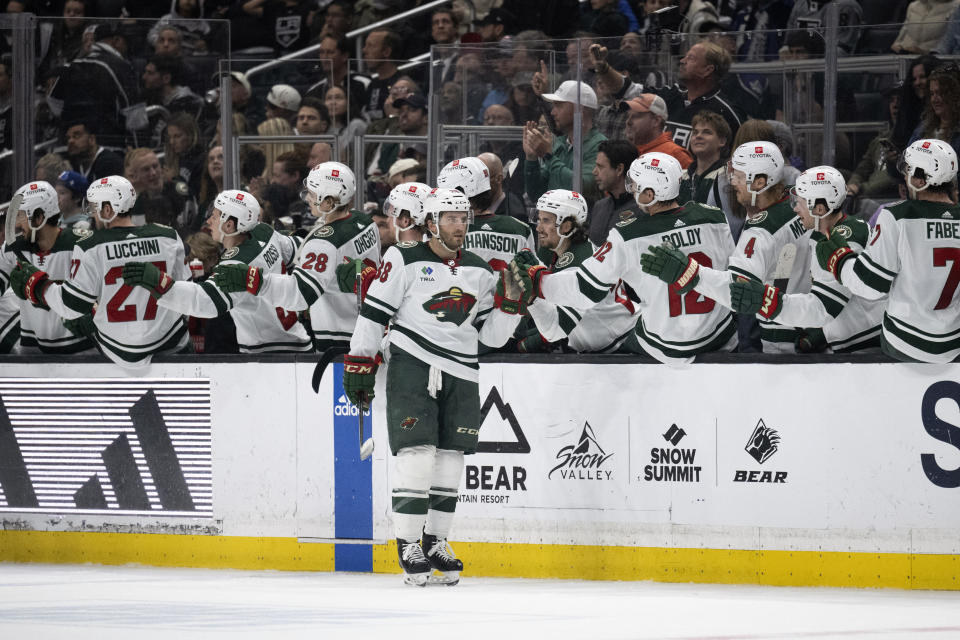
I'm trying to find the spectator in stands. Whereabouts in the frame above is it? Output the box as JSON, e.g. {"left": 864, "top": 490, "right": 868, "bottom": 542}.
{"left": 788, "top": 0, "right": 862, "bottom": 55}
{"left": 847, "top": 85, "right": 901, "bottom": 215}
{"left": 307, "top": 141, "right": 332, "bottom": 168}
{"left": 431, "top": 7, "right": 461, "bottom": 84}
{"left": 892, "top": 0, "right": 959, "bottom": 55}
{"left": 892, "top": 55, "right": 941, "bottom": 150}
{"left": 765, "top": 119, "right": 802, "bottom": 182}
{"left": 476, "top": 7, "right": 513, "bottom": 42}
{"left": 563, "top": 34, "right": 598, "bottom": 85}
{"left": 257, "top": 117, "right": 296, "bottom": 183}
{"left": 0, "top": 54, "right": 11, "bottom": 153}
{"left": 728, "top": 0, "right": 793, "bottom": 62}
{"left": 55, "top": 170, "right": 92, "bottom": 230}
{"left": 523, "top": 80, "right": 606, "bottom": 202}
{"left": 48, "top": 23, "right": 142, "bottom": 148}
{"left": 511, "top": 30, "right": 550, "bottom": 77}
{"left": 935, "top": 5, "right": 960, "bottom": 53}
{"left": 261, "top": 149, "right": 308, "bottom": 221}
{"left": 364, "top": 76, "right": 419, "bottom": 174}
{"left": 622, "top": 94, "right": 693, "bottom": 168}
{"left": 377, "top": 93, "right": 429, "bottom": 173}
{"left": 148, "top": 0, "right": 212, "bottom": 55}
{"left": 64, "top": 121, "right": 123, "bottom": 181}
{"left": 657, "top": 41, "right": 742, "bottom": 149}
{"left": 197, "top": 145, "right": 224, "bottom": 215}
{"left": 295, "top": 97, "right": 330, "bottom": 136}
{"left": 126, "top": 147, "right": 197, "bottom": 234}
{"left": 579, "top": 0, "right": 630, "bottom": 37}
{"left": 39, "top": 0, "right": 87, "bottom": 79}
{"left": 211, "top": 111, "right": 249, "bottom": 147}
{"left": 590, "top": 45, "right": 647, "bottom": 139}
{"left": 909, "top": 65, "right": 960, "bottom": 158}
{"left": 503, "top": 74, "right": 541, "bottom": 127}
{"left": 305, "top": 35, "right": 371, "bottom": 112}
{"left": 316, "top": 0, "right": 351, "bottom": 40}
{"left": 325, "top": 85, "right": 368, "bottom": 162}
{"left": 362, "top": 29, "right": 403, "bottom": 120}
{"left": 588, "top": 138, "right": 639, "bottom": 245}
{"left": 478, "top": 151, "right": 527, "bottom": 222}
{"left": 242, "top": 0, "right": 314, "bottom": 54}
{"left": 163, "top": 113, "right": 205, "bottom": 197}
{"left": 141, "top": 56, "right": 203, "bottom": 118}
{"left": 153, "top": 25, "right": 184, "bottom": 58}
{"left": 678, "top": 110, "right": 730, "bottom": 205}
{"left": 265, "top": 84, "right": 301, "bottom": 127}
{"left": 34, "top": 152, "right": 71, "bottom": 185}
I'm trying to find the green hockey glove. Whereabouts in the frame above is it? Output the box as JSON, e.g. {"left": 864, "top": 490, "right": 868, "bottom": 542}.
{"left": 122, "top": 261, "right": 175, "bottom": 298}
{"left": 213, "top": 263, "right": 263, "bottom": 295}
{"left": 640, "top": 243, "right": 701, "bottom": 294}
{"left": 342, "top": 353, "right": 381, "bottom": 409}
{"left": 730, "top": 278, "right": 783, "bottom": 320}
{"left": 494, "top": 270, "right": 527, "bottom": 314}
{"left": 335, "top": 258, "right": 378, "bottom": 298}
{"left": 10, "top": 262, "right": 51, "bottom": 309}
{"left": 63, "top": 314, "right": 98, "bottom": 340}
{"left": 813, "top": 229, "right": 855, "bottom": 282}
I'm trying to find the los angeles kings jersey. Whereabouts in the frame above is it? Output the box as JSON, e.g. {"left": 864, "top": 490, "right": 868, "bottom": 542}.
{"left": 765, "top": 216, "right": 884, "bottom": 353}
{"left": 46, "top": 223, "right": 189, "bottom": 367}
{"left": 1, "top": 229, "right": 95, "bottom": 353}
{"left": 259, "top": 211, "right": 380, "bottom": 349}
{"left": 694, "top": 197, "right": 812, "bottom": 352}
{"left": 528, "top": 239, "right": 638, "bottom": 353}
{"left": 464, "top": 213, "right": 535, "bottom": 272}
{"left": 838, "top": 199, "right": 960, "bottom": 363}
{"left": 350, "top": 242, "right": 521, "bottom": 382}
{"left": 158, "top": 223, "right": 312, "bottom": 354}
{"left": 541, "top": 202, "right": 737, "bottom": 365}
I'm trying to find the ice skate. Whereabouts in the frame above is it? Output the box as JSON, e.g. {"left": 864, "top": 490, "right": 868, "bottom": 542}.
{"left": 397, "top": 538, "right": 431, "bottom": 586}
{"left": 421, "top": 532, "right": 463, "bottom": 586}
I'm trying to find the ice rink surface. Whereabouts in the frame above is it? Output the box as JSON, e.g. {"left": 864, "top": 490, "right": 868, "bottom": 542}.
{"left": 2, "top": 563, "right": 960, "bottom": 640}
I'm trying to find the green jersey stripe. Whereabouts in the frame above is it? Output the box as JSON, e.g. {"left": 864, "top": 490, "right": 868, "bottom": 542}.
{"left": 558, "top": 306, "right": 580, "bottom": 335}
{"left": 0, "top": 313, "right": 19, "bottom": 353}
{"left": 810, "top": 288, "right": 845, "bottom": 318}
{"left": 851, "top": 259, "right": 892, "bottom": 294}
{"left": 883, "top": 314, "right": 960, "bottom": 355}
{"left": 393, "top": 325, "right": 477, "bottom": 365}
{"left": 640, "top": 313, "right": 735, "bottom": 350}
{"left": 238, "top": 338, "right": 313, "bottom": 352}
{"left": 578, "top": 263, "right": 612, "bottom": 291}
{"left": 62, "top": 288, "right": 95, "bottom": 314}
{"left": 885, "top": 313, "right": 960, "bottom": 340}
{"left": 97, "top": 318, "right": 188, "bottom": 353}
{"left": 366, "top": 293, "right": 398, "bottom": 314}
{"left": 360, "top": 304, "right": 392, "bottom": 326}
{"left": 294, "top": 270, "right": 323, "bottom": 306}
{"left": 200, "top": 281, "right": 231, "bottom": 315}
{"left": 830, "top": 326, "right": 881, "bottom": 353}
{"left": 728, "top": 265, "right": 760, "bottom": 282}
{"left": 860, "top": 252, "right": 897, "bottom": 279}
{"left": 98, "top": 322, "right": 188, "bottom": 362}
{"left": 63, "top": 281, "right": 97, "bottom": 303}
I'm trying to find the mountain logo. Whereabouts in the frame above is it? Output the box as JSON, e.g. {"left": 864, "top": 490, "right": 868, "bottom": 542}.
{"left": 548, "top": 421, "right": 613, "bottom": 480}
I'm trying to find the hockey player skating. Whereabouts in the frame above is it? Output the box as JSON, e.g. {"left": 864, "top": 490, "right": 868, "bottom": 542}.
{"left": 342, "top": 188, "right": 524, "bottom": 585}
{"left": 729, "top": 166, "right": 884, "bottom": 353}
{"left": 2, "top": 181, "right": 95, "bottom": 354}
{"left": 814, "top": 139, "right": 960, "bottom": 362}
{"left": 122, "top": 190, "right": 313, "bottom": 354}
{"left": 520, "top": 189, "right": 638, "bottom": 353}
{"left": 214, "top": 162, "right": 379, "bottom": 351}
{"left": 640, "top": 141, "right": 815, "bottom": 353}
{"left": 509, "top": 153, "right": 737, "bottom": 365}
{"left": 8, "top": 175, "right": 190, "bottom": 367}
{"left": 437, "top": 156, "right": 534, "bottom": 271}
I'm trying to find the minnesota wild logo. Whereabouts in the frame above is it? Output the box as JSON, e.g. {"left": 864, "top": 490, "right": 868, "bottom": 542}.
{"left": 400, "top": 416, "right": 419, "bottom": 430}
{"left": 422, "top": 287, "right": 477, "bottom": 324}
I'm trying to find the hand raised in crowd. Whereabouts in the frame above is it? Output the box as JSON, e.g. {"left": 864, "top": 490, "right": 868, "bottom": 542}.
{"left": 523, "top": 121, "right": 553, "bottom": 160}
{"left": 588, "top": 43, "right": 609, "bottom": 74}
{"left": 531, "top": 59, "right": 549, "bottom": 97}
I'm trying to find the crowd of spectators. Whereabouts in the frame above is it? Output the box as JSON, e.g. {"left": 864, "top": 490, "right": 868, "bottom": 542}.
{"left": 3, "top": 0, "right": 960, "bottom": 356}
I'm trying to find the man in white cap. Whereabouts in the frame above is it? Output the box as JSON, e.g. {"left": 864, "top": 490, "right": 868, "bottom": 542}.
{"left": 522, "top": 80, "right": 607, "bottom": 203}
{"left": 265, "top": 84, "right": 301, "bottom": 127}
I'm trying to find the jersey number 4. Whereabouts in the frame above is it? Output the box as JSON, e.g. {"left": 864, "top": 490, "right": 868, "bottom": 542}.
{"left": 104, "top": 262, "right": 165, "bottom": 322}
{"left": 933, "top": 247, "right": 960, "bottom": 310}
{"left": 668, "top": 252, "right": 715, "bottom": 317}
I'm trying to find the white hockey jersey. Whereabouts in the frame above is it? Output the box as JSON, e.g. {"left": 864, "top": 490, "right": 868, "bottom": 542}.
{"left": 0, "top": 289, "right": 20, "bottom": 354}
{"left": 350, "top": 241, "right": 521, "bottom": 382}
{"left": 541, "top": 202, "right": 737, "bottom": 365}
{"left": 464, "top": 213, "right": 535, "bottom": 272}
{"left": 46, "top": 223, "right": 190, "bottom": 367}
{"left": 158, "top": 224, "right": 312, "bottom": 354}
{"left": 763, "top": 215, "right": 884, "bottom": 353}
{"left": 694, "top": 198, "right": 812, "bottom": 352}
{"left": 1, "top": 229, "right": 96, "bottom": 353}
{"left": 527, "top": 240, "right": 638, "bottom": 353}
{"left": 259, "top": 210, "right": 380, "bottom": 349}
{"left": 838, "top": 199, "right": 960, "bottom": 363}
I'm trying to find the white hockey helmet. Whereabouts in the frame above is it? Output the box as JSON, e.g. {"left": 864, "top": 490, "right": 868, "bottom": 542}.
{"left": 729, "top": 141, "right": 784, "bottom": 206}
{"left": 536, "top": 189, "right": 588, "bottom": 238}
{"left": 899, "top": 138, "right": 958, "bottom": 195}
{"left": 14, "top": 181, "right": 60, "bottom": 242}
{"left": 213, "top": 189, "right": 260, "bottom": 236}
{"left": 626, "top": 152, "right": 682, "bottom": 208}
{"left": 304, "top": 161, "right": 356, "bottom": 209}
{"left": 424, "top": 187, "right": 472, "bottom": 229}
{"left": 791, "top": 166, "right": 846, "bottom": 229}
{"left": 436, "top": 157, "right": 491, "bottom": 198}
{"left": 385, "top": 182, "right": 431, "bottom": 227}
{"left": 85, "top": 175, "right": 137, "bottom": 223}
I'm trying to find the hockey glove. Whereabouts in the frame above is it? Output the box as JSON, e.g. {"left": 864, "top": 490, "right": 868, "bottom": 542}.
{"left": 729, "top": 278, "right": 783, "bottom": 320}
{"left": 10, "top": 262, "right": 51, "bottom": 309}
{"left": 494, "top": 270, "right": 527, "bottom": 314}
{"left": 335, "top": 258, "right": 378, "bottom": 299}
{"left": 517, "top": 329, "right": 550, "bottom": 353}
{"left": 63, "top": 313, "right": 98, "bottom": 340}
{"left": 795, "top": 328, "right": 828, "bottom": 354}
{"left": 213, "top": 263, "right": 263, "bottom": 295}
{"left": 509, "top": 250, "right": 548, "bottom": 303}
{"left": 342, "top": 353, "right": 381, "bottom": 409}
{"left": 122, "top": 262, "right": 175, "bottom": 298}
{"left": 640, "top": 243, "right": 700, "bottom": 294}
{"left": 813, "top": 230, "right": 855, "bottom": 282}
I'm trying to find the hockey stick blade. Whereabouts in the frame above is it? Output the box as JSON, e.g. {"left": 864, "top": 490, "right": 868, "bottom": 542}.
{"left": 310, "top": 347, "right": 349, "bottom": 394}
{"left": 4, "top": 194, "right": 25, "bottom": 260}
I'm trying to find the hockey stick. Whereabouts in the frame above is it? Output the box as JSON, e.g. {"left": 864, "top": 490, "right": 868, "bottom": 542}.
{"left": 310, "top": 347, "right": 348, "bottom": 393}
{"left": 356, "top": 259, "right": 374, "bottom": 461}
{"left": 3, "top": 194, "right": 27, "bottom": 261}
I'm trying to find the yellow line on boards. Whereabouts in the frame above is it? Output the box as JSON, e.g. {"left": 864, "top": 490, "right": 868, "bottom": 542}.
{"left": 2, "top": 531, "right": 958, "bottom": 590}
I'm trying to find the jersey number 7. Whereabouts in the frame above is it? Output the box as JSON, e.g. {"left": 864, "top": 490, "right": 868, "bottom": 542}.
{"left": 104, "top": 262, "right": 166, "bottom": 322}
{"left": 933, "top": 247, "right": 960, "bottom": 310}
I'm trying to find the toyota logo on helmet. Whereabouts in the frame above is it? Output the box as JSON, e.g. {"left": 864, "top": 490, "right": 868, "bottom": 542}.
{"left": 923, "top": 141, "right": 931, "bottom": 149}
{"left": 651, "top": 158, "right": 660, "bottom": 167}
{"left": 816, "top": 172, "right": 825, "bottom": 180}
{"left": 236, "top": 193, "right": 244, "bottom": 201}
